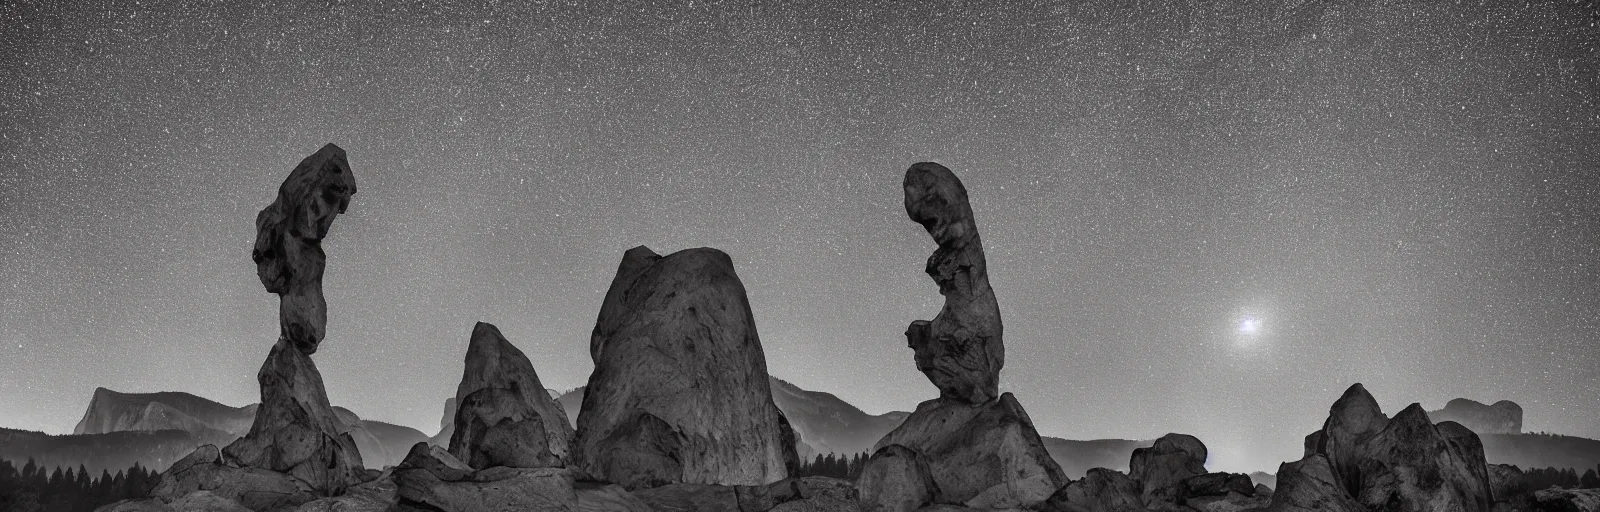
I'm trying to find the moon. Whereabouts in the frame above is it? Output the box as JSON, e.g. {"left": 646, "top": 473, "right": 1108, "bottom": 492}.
{"left": 1238, "top": 317, "right": 1260, "bottom": 334}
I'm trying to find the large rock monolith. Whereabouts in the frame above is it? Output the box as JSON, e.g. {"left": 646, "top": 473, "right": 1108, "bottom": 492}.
{"left": 447, "top": 321, "right": 574, "bottom": 469}
{"left": 576, "top": 246, "right": 798, "bottom": 490}
{"left": 858, "top": 163, "right": 1066, "bottom": 511}
{"left": 222, "top": 338, "right": 367, "bottom": 494}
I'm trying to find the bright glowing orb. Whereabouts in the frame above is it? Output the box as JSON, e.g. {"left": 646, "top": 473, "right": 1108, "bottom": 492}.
{"left": 1238, "top": 318, "right": 1260, "bottom": 334}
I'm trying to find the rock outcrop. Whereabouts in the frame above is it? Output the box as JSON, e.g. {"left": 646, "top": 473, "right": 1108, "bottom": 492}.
{"left": 1042, "top": 434, "right": 1265, "bottom": 512}
{"left": 1266, "top": 383, "right": 1493, "bottom": 512}
{"left": 221, "top": 339, "right": 367, "bottom": 494}
{"left": 576, "top": 246, "right": 798, "bottom": 489}
{"left": 858, "top": 163, "right": 1066, "bottom": 511}
{"left": 144, "top": 444, "right": 318, "bottom": 511}
{"left": 901, "top": 162, "right": 1003, "bottom": 405}
{"left": 1128, "top": 433, "right": 1209, "bottom": 505}
{"left": 1428, "top": 398, "right": 1523, "bottom": 435}
{"left": 250, "top": 143, "right": 357, "bottom": 356}
{"left": 447, "top": 321, "right": 574, "bottom": 470}
{"left": 392, "top": 443, "right": 579, "bottom": 512}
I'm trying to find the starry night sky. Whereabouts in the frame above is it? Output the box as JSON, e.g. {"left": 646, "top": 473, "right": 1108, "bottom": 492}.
{"left": 2, "top": 1, "right": 1597, "bottom": 472}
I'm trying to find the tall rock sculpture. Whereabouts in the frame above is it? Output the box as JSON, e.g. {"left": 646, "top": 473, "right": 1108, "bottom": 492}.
{"left": 859, "top": 163, "right": 1066, "bottom": 511}
{"left": 902, "top": 161, "right": 1003, "bottom": 404}
{"left": 576, "top": 246, "right": 798, "bottom": 490}
{"left": 1266, "top": 383, "right": 1493, "bottom": 512}
{"left": 223, "top": 143, "right": 365, "bottom": 495}
{"left": 251, "top": 142, "right": 357, "bottom": 355}
{"left": 448, "top": 321, "right": 575, "bottom": 470}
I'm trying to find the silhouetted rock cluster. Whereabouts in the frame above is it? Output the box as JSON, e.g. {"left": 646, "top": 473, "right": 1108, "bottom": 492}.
{"left": 576, "top": 246, "right": 799, "bottom": 490}
{"left": 858, "top": 163, "right": 1067, "bottom": 511}
{"left": 1040, "top": 433, "right": 1267, "bottom": 512}
{"left": 1265, "top": 383, "right": 1493, "bottom": 512}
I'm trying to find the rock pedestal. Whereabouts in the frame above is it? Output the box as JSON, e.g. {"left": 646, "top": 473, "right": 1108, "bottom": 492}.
{"left": 447, "top": 321, "right": 574, "bottom": 469}
{"left": 222, "top": 338, "right": 367, "bottom": 494}
{"left": 576, "top": 246, "right": 798, "bottom": 490}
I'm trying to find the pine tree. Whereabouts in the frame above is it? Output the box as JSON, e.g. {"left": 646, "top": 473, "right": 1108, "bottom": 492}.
{"left": 21, "top": 458, "right": 37, "bottom": 481}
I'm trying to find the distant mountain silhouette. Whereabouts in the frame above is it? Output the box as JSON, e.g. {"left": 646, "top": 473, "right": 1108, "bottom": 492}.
{"left": 1429, "top": 398, "right": 1523, "bottom": 435}
{"left": 39, "top": 387, "right": 427, "bottom": 470}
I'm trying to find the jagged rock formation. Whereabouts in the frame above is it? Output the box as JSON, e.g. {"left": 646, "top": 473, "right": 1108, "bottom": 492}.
{"left": 858, "top": 163, "right": 1066, "bottom": 511}
{"left": 901, "top": 162, "right": 1003, "bottom": 405}
{"left": 1266, "top": 383, "right": 1493, "bottom": 512}
{"left": 1428, "top": 398, "right": 1523, "bottom": 435}
{"left": 576, "top": 246, "right": 798, "bottom": 489}
{"left": 392, "top": 443, "right": 580, "bottom": 511}
{"left": 447, "top": 321, "right": 574, "bottom": 470}
{"left": 251, "top": 142, "right": 357, "bottom": 355}
{"left": 221, "top": 339, "right": 367, "bottom": 494}
{"left": 1039, "top": 468, "right": 1143, "bottom": 512}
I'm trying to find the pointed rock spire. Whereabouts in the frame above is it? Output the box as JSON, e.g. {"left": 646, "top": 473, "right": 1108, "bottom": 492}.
{"left": 447, "top": 321, "right": 574, "bottom": 469}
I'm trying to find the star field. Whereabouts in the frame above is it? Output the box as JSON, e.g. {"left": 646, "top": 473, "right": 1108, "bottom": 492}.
{"left": 2, "top": 0, "right": 1597, "bottom": 472}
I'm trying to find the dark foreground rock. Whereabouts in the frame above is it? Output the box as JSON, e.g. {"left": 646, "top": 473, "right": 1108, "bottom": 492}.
{"left": 577, "top": 246, "right": 797, "bottom": 489}
{"left": 1266, "top": 383, "right": 1493, "bottom": 512}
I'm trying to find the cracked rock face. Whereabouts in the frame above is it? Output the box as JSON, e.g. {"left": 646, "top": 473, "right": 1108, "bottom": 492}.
{"left": 251, "top": 142, "right": 357, "bottom": 355}
{"left": 448, "top": 321, "right": 574, "bottom": 469}
{"left": 576, "top": 246, "right": 798, "bottom": 490}
{"left": 902, "top": 162, "right": 1003, "bottom": 405}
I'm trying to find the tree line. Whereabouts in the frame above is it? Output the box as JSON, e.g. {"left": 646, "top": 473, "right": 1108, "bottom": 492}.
{"left": 793, "top": 451, "right": 871, "bottom": 480}
{"left": 1519, "top": 464, "right": 1600, "bottom": 491}
{"left": 0, "top": 458, "right": 156, "bottom": 512}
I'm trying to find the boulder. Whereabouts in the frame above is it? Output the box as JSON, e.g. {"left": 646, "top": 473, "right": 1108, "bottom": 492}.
{"left": 1129, "top": 433, "right": 1209, "bottom": 504}
{"left": 293, "top": 469, "right": 398, "bottom": 511}
{"left": 222, "top": 339, "right": 366, "bottom": 494}
{"left": 1040, "top": 468, "right": 1143, "bottom": 512}
{"left": 1268, "top": 383, "right": 1493, "bottom": 512}
{"left": 250, "top": 142, "right": 357, "bottom": 355}
{"left": 1428, "top": 398, "right": 1523, "bottom": 435}
{"left": 392, "top": 442, "right": 578, "bottom": 511}
{"left": 148, "top": 444, "right": 319, "bottom": 512}
{"left": 577, "top": 246, "right": 797, "bottom": 489}
{"left": 867, "top": 394, "right": 1066, "bottom": 509}
{"left": 901, "top": 162, "right": 1003, "bottom": 404}
{"left": 448, "top": 321, "right": 574, "bottom": 469}
{"left": 1531, "top": 488, "right": 1600, "bottom": 511}
{"left": 858, "top": 445, "right": 935, "bottom": 512}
